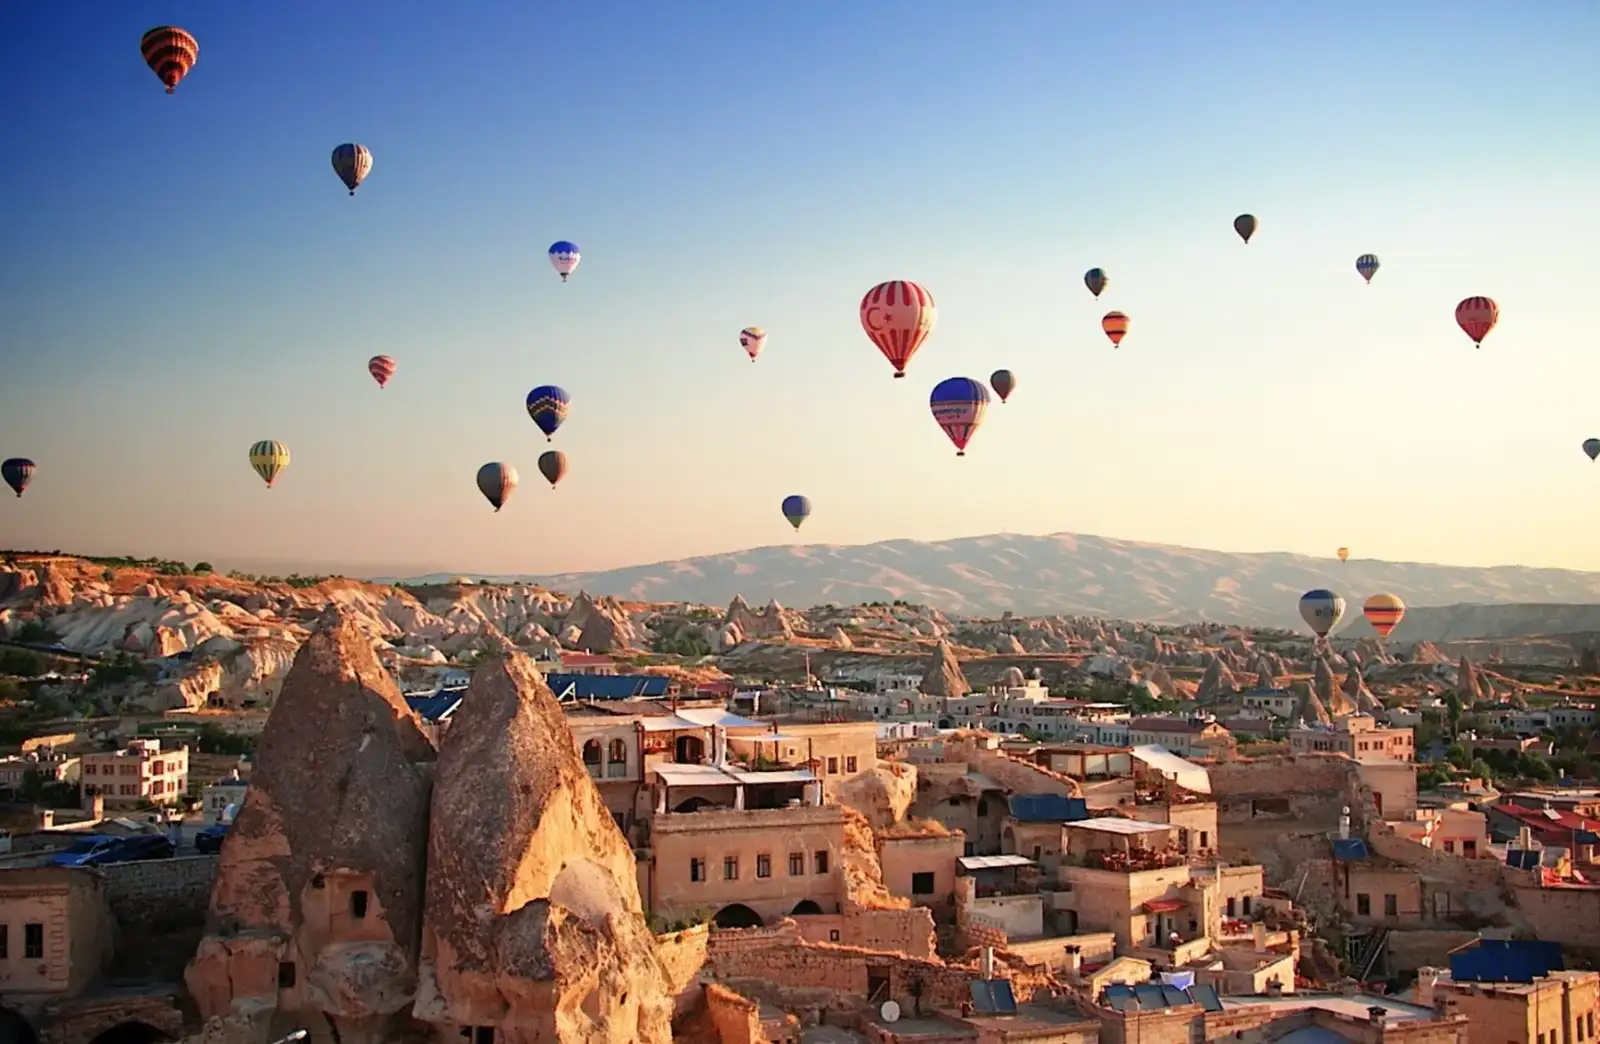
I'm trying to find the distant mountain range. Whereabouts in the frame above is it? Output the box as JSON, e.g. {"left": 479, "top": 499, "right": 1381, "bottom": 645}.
{"left": 398, "top": 531, "right": 1600, "bottom": 633}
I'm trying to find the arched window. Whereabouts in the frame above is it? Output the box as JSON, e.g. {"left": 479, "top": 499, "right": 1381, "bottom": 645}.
{"left": 582, "top": 740, "right": 601, "bottom": 765}
{"left": 607, "top": 738, "right": 627, "bottom": 767}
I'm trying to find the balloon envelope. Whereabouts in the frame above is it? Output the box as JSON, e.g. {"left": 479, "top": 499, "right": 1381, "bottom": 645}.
{"left": 549, "top": 241, "right": 581, "bottom": 281}
{"left": 1084, "top": 268, "right": 1108, "bottom": 298}
{"left": 1234, "top": 214, "right": 1258, "bottom": 243}
{"left": 781, "top": 494, "right": 811, "bottom": 530}
{"left": 1356, "top": 254, "right": 1380, "bottom": 283}
{"left": 1455, "top": 297, "right": 1499, "bottom": 346}
{"left": 248, "top": 441, "right": 290, "bottom": 488}
{"left": 538, "top": 450, "right": 567, "bottom": 489}
{"left": 929, "top": 377, "right": 990, "bottom": 456}
{"left": 860, "top": 281, "right": 937, "bottom": 378}
{"left": 1585, "top": 439, "right": 1600, "bottom": 462}
{"left": 2, "top": 458, "right": 34, "bottom": 498}
{"left": 990, "top": 369, "right": 1015, "bottom": 403}
{"left": 477, "top": 463, "right": 518, "bottom": 511}
{"left": 331, "top": 144, "right": 373, "bottom": 195}
{"left": 1299, "top": 589, "right": 1345, "bottom": 638}
{"left": 1337, "top": 547, "right": 1350, "bottom": 562}
{"left": 1363, "top": 593, "right": 1406, "bottom": 638}
{"left": 141, "top": 26, "right": 198, "bottom": 94}
{"left": 740, "top": 327, "right": 767, "bottom": 362}
{"left": 526, "top": 385, "right": 571, "bottom": 440}
{"left": 368, "top": 355, "right": 396, "bottom": 388}
{"left": 1102, "top": 311, "right": 1130, "bottom": 346}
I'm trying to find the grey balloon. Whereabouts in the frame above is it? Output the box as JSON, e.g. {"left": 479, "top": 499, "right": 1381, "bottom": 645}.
{"left": 476, "top": 462, "right": 518, "bottom": 512}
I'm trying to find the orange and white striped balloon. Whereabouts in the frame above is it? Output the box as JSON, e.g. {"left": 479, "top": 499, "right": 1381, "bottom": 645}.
{"left": 368, "top": 355, "right": 396, "bottom": 389}
{"left": 1455, "top": 297, "right": 1498, "bottom": 347}
{"left": 860, "top": 281, "right": 936, "bottom": 378}
{"left": 1102, "top": 311, "right": 1130, "bottom": 347}
{"left": 1363, "top": 593, "right": 1406, "bottom": 638}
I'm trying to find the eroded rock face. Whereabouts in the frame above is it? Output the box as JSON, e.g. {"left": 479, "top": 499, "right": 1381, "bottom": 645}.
{"left": 185, "top": 610, "right": 437, "bottom": 1043}
{"left": 920, "top": 640, "right": 969, "bottom": 697}
{"left": 414, "top": 649, "right": 672, "bottom": 1044}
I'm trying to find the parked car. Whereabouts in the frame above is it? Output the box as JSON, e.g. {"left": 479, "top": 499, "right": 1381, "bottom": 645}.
{"left": 49, "top": 835, "right": 118, "bottom": 867}
{"left": 195, "top": 824, "right": 229, "bottom": 854}
{"left": 50, "top": 833, "right": 173, "bottom": 867}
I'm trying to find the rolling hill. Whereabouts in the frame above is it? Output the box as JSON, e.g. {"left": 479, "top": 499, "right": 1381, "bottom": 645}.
{"left": 504, "top": 531, "right": 1600, "bottom": 632}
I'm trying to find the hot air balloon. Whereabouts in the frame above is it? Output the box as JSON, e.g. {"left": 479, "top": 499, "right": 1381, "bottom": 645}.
{"left": 1084, "top": 268, "right": 1108, "bottom": 298}
{"left": 781, "top": 494, "right": 811, "bottom": 531}
{"left": 368, "top": 355, "right": 396, "bottom": 389}
{"left": 538, "top": 450, "right": 567, "bottom": 490}
{"left": 1363, "top": 593, "right": 1406, "bottom": 639}
{"left": 477, "top": 463, "right": 518, "bottom": 511}
{"left": 2, "top": 459, "right": 34, "bottom": 498}
{"left": 1234, "top": 214, "right": 1258, "bottom": 244}
{"left": 525, "top": 385, "right": 570, "bottom": 441}
{"left": 248, "top": 441, "right": 290, "bottom": 489}
{"left": 549, "top": 241, "right": 581, "bottom": 282}
{"left": 1102, "top": 311, "right": 1130, "bottom": 347}
{"left": 1299, "top": 589, "right": 1346, "bottom": 638}
{"left": 990, "top": 369, "right": 1015, "bottom": 403}
{"left": 740, "top": 327, "right": 767, "bottom": 362}
{"left": 930, "top": 378, "right": 990, "bottom": 457}
{"left": 140, "top": 27, "right": 198, "bottom": 95}
{"left": 1584, "top": 439, "right": 1600, "bottom": 462}
{"left": 331, "top": 144, "right": 373, "bottom": 196}
{"left": 860, "top": 281, "right": 936, "bottom": 378}
{"left": 1456, "top": 297, "right": 1499, "bottom": 347}
{"left": 1356, "top": 254, "right": 1380, "bottom": 284}
{"left": 1337, "top": 547, "right": 1350, "bottom": 563}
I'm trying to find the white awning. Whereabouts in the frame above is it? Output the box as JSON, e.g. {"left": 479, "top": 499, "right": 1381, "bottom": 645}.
{"left": 652, "top": 763, "right": 739, "bottom": 787}
{"left": 674, "top": 708, "right": 771, "bottom": 730}
{"left": 1130, "top": 744, "right": 1212, "bottom": 794}
{"left": 959, "top": 854, "right": 1036, "bottom": 871}
{"left": 1064, "top": 817, "right": 1174, "bottom": 836}
{"left": 728, "top": 731, "right": 803, "bottom": 743}
{"left": 638, "top": 715, "right": 701, "bottom": 733}
{"left": 724, "top": 769, "right": 817, "bottom": 786}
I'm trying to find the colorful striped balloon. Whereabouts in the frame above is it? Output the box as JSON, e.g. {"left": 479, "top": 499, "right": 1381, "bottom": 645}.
{"left": 140, "top": 27, "right": 198, "bottom": 95}
{"left": 538, "top": 451, "right": 568, "bottom": 490}
{"left": 1363, "top": 593, "right": 1406, "bottom": 639}
{"left": 526, "top": 385, "right": 571, "bottom": 440}
{"left": 929, "top": 377, "right": 990, "bottom": 457}
{"left": 248, "top": 441, "right": 290, "bottom": 489}
{"left": 781, "top": 494, "right": 811, "bottom": 530}
{"left": 477, "top": 462, "right": 518, "bottom": 512}
{"left": 2, "top": 458, "right": 35, "bottom": 498}
{"left": 861, "top": 281, "right": 936, "bottom": 378}
{"left": 368, "top": 355, "right": 396, "bottom": 389}
{"left": 740, "top": 327, "right": 767, "bottom": 362}
{"left": 1101, "top": 311, "right": 1130, "bottom": 347}
{"left": 1356, "top": 254, "right": 1380, "bottom": 284}
{"left": 331, "top": 144, "right": 373, "bottom": 196}
{"left": 1456, "top": 297, "right": 1499, "bottom": 347}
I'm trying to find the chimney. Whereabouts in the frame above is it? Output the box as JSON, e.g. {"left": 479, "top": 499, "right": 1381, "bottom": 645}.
{"left": 981, "top": 947, "right": 996, "bottom": 980}
{"left": 1367, "top": 1006, "right": 1387, "bottom": 1026}
{"left": 82, "top": 791, "right": 104, "bottom": 821}
{"left": 1414, "top": 967, "right": 1439, "bottom": 1010}
{"left": 1266, "top": 978, "right": 1284, "bottom": 997}
{"left": 34, "top": 808, "right": 53, "bottom": 830}
{"left": 1063, "top": 945, "right": 1082, "bottom": 978}
{"left": 712, "top": 725, "right": 728, "bottom": 768}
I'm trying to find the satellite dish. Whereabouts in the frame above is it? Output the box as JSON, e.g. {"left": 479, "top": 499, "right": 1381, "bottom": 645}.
{"left": 881, "top": 1000, "right": 901, "bottom": 1023}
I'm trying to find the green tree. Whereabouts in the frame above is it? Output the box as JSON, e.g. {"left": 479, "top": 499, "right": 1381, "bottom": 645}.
{"left": 1469, "top": 757, "right": 1496, "bottom": 781}
{"left": 193, "top": 562, "right": 214, "bottom": 575}
{"left": 0, "top": 649, "right": 45, "bottom": 677}
{"left": 1447, "top": 744, "right": 1470, "bottom": 769}
{"left": 14, "top": 621, "right": 57, "bottom": 644}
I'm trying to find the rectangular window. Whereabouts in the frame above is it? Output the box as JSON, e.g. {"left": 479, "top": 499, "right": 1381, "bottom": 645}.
{"left": 814, "top": 850, "right": 829, "bottom": 874}
{"left": 789, "top": 853, "right": 805, "bottom": 876}
{"left": 724, "top": 856, "right": 739, "bottom": 881}
{"left": 911, "top": 872, "right": 935, "bottom": 896}
{"left": 756, "top": 854, "right": 771, "bottom": 879}
{"left": 1199, "top": 831, "right": 1209, "bottom": 849}
{"left": 1242, "top": 896, "right": 1252, "bottom": 915}
{"left": 1463, "top": 840, "right": 1477, "bottom": 857}
{"left": 690, "top": 858, "right": 705, "bottom": 883}
{"left": 827, "top": 757, "right": 838, "bottom": 775}
{"left": 474, "top": 1028, "right": 495, "bottom": 1044}
{"left": 23, "top": 922, "right": 42, "bottom": 959}
{"left": 1226, "top": 898, "right": 1236, "bottom": 917}
{"left": 351, "top": 890, "right": 368, "bottom": 919}
{"left": 1443, "top": 840, "right": 1455, "bottom": 853}
{"left": 0, "top": 925, "right": 7, "bottom": 958}
{"left": 277, "top": 961, "right": 295, "bottom": 988}
{"left": 1588, "top": 1013, "right": 1595, "bottom": 1037}
{"left": 1384, "top": 894, "right": 1398, "bottom": 917}
{"left": 1356, "top": 893, "right": 1371, "bottom": 917}
{"left": 846, "top": 756, "right": 858, "bottom": 773}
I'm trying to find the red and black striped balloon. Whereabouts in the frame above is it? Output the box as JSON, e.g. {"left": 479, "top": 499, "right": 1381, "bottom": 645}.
{"left": 141, "top": 27, "right": 198, "bottom": 95}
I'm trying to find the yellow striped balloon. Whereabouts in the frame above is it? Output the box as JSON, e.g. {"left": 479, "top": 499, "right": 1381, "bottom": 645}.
{"left": 1362, "top": 593, "right": 1405, "bottom": 638}
{"left": 249, "top": 440, "right": 290, "bottom": 488}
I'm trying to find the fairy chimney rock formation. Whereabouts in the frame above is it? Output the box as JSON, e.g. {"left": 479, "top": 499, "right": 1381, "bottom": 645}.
{"left": 1458, "top": 656, "right": 1483, "bottom": 705}
{"left": 185, "top": 610, "right": 437, "bottom": 1044}
{"left": 724, "top": 595, "right": 759, "bottom": 635}
{"left": 1343, "top": 666, "right": 1381, "bottom": 715}
{"left": 1196, "top": 656, "right": 1237, "bottom": 703}
{"left": 414, "top": 649, "right": 672, "bottom": 1043}
{"left": 830, "top": 626, "right": 853, "bottom": 651}
{"left": 1253, "top": 657, "right": 1278, "bottom": 691}
{"left": 920, "top": 640, "right": 970, "bottom": 697}
{"left": 1296, "top": 681, "right": 1332, "bottom": 726}
{"left": 1316, "top": 657, "right": 1354, "bottom": 718}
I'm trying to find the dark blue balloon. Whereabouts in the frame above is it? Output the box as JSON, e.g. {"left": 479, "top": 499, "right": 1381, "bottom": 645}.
{"left": 781, "top": 494, "right": 811, "bottom": 530}
{"left": 526, "top": 385, "right": 571, "bottom": 440}
{"left": 1, "top": 458, "right": 33, "bottom": 498}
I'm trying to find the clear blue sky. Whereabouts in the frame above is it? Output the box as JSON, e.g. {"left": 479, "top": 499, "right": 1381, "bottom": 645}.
{"left": 3, "top": 1, "right": 1599, "bottom": 578}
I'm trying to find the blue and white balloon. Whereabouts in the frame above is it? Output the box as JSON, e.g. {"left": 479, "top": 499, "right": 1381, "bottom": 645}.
{"left": 549, "top": 241, "right": 581, "bottom": 282}
{"left": 1299, "top": 589, "right": 1346, "bottom": 638}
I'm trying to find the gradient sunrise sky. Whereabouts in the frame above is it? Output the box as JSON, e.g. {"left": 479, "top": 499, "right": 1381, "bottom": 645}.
{"left": 1, "top": 2, "right": 1598, "bottom": 577}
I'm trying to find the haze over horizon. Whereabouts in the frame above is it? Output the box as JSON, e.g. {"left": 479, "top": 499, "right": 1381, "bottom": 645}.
{"left": 4, "top": 3, "right": 1599, "bottom": 577}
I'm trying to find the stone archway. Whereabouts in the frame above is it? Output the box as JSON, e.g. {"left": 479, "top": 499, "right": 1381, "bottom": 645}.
{"left": 791, "top": 899, "right": 824, "bottom": 916}
{"left": 0, "top": 1009, "right": 38, "bottom": 1044}
{"left": 712, "top": 903, "right": 765, "bottom": 929}
{"left": 87, "top": 1023, "right": 174, "bottom": 1044}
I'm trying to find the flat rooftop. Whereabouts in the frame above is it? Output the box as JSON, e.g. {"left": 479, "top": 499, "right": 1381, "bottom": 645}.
{"left": 1065, "top": 817, "right": 1173, "bottom": 836}
{"left": 1220, "top": 993, "right": 1438, "bottom": 1024}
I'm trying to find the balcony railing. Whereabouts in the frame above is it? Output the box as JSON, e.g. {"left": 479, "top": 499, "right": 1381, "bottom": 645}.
{"left": 606, "top": 763, "right": 629, "bottom": 779}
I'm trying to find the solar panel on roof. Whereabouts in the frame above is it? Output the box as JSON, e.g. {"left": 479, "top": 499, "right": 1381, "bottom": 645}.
{"left": 1134, "top": 984, "right": 1169, "bottom": 1010}
{"left": 1331, "top": 838, "right": 1370, "bottom": 861}
{"left": 1506, "top": 849, "right": 1541, "bottom": 870}
{"left": 1189, "top": 984, "right": 1225, "bottom": 1012}
{"left": 991, "top": 980, "right": 1017, "bottom": 1015}
{"left": 1543, "top": 808, "right": 1562, "bottom": 820}
{"left": 970, "top": 980, "right": 996, "bottom": 1013}
{"left": 1160, "top": 986, "right": 1190, "bottom": 1007}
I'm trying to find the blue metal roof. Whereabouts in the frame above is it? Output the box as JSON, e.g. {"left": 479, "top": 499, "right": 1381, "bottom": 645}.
{"left": 1506, "top": 849, "right": 1542, "bottom": 870}
{"left": 405, "top": 693, "right": 462, "bottom": 722}
{"left": 1331, "top": 838, "right": 1370, "bottom": 862}
{"left": 1450, "top": 940, "right": 1565, "bottom": 984}
{"left": 545, "top": 672, "right": 670, "bottom": 700}
{"left": 1009, "top": 794, "right": 1089, "bottom": 823}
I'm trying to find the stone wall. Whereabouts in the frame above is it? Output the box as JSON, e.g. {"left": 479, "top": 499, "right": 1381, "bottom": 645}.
{"left": 1508, "top": 880, "right": 1600, "bottom": 952}
{"left": 844, "top": 904, "right": 936, "bottom": 958}
{"left": 98, "top": 854, "right": 218, "bottom": 929}
{"left": 951, "top": 744, "right": 1084, "bottom": 799}
{"left": 1384, "top": 929, "right": 1489, "bottom": 973}
{"left": 656, "top": 924, "right": 712, "bottom": 1018}
{"left": 704, "top": 984, "right": 762, "bottom": 1044}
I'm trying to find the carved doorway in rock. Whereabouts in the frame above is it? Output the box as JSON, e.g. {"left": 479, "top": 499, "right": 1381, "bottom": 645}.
{"left": 0, "top": 1009, "right": 38, "bottom": 1044}
{"left": 791, "top": 899, "right": 824, "bottom": 916}
{"left": 87, "top": 1023, "right": 174, "bottom": 1044}
{"left": 712, "top": 903, "right": 765, "bottom": 929}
